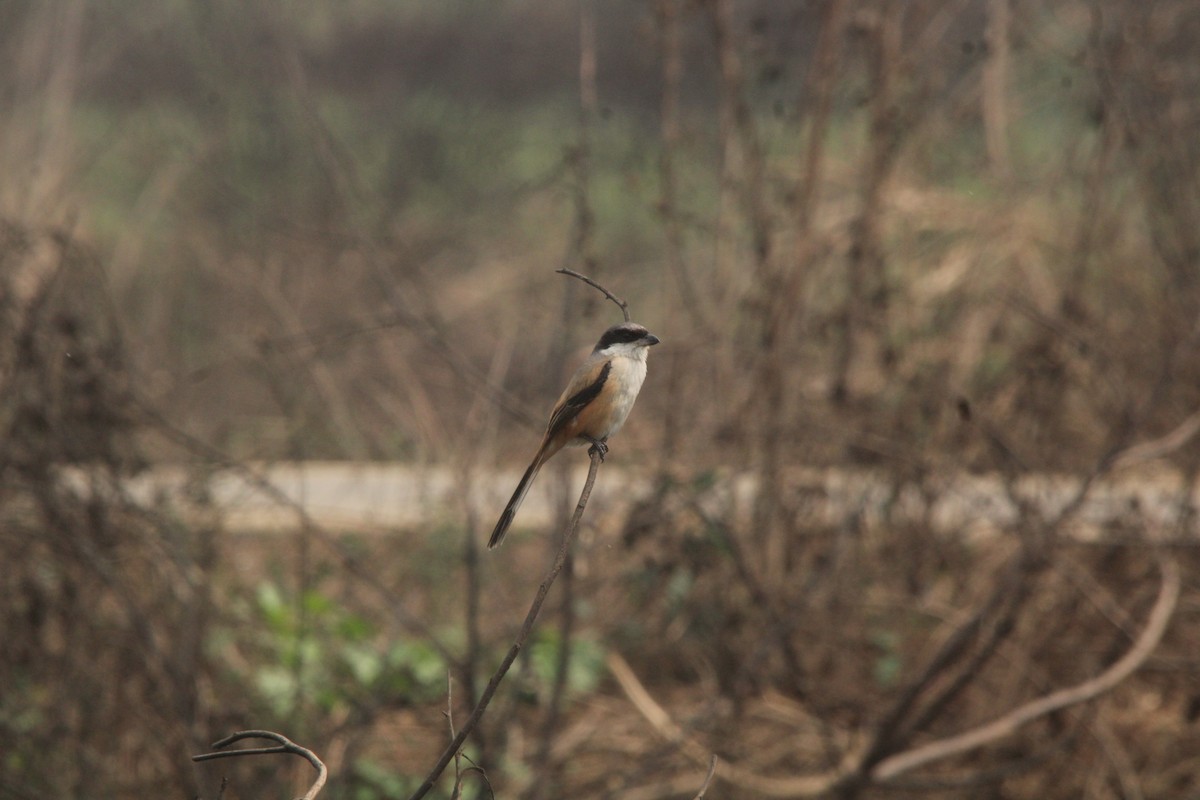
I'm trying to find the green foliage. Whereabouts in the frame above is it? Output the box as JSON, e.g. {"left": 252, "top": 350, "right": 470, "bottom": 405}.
{"left": 347, "top": 755, "right": 470, "bottom": 800}
{"left": 870, "top": 629, "right": 904, "bottom": 688}
{"left": 351, "top": 757, "right": 419, "bottom": 800}
{"left": 249, "top": 580, "right": 449, "bottom": 719}
{"left": 527, "top": 627, "right": 607, "bottom": 703}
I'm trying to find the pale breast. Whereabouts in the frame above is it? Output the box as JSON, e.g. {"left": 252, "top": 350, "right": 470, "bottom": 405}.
{"left": 596, "top": 353, "right": 647, "bottom": 439}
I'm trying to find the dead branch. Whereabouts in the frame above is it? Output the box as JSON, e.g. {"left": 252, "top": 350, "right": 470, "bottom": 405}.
{"left": 607, "top": 652, "right": 857, "bottom": 797}
{"left": 794, "top": 0, "right": 847, "bottom": 233}
{"left": 406, "top": 448, "right": 604, "bottom": 800}
{"left": 855, "top": 547, "right": 1035, "bottom": 774}
{"left": 529, "top": 530, "right": 577, "bottom": 800}
{"left": 446, "top": 674, "right": 463, "bottom": 800}
{"left": 982, "top": 0, "right": 1012, "bottom": 180}
{"left": 556, "top": 268, "right": 630, "bottom": 321}
{"left": 655, "top": 0, "right": 710, "bottom": 330}
{"left": 692, "top": 755, "right": 718, "bottom": 800}
{"left": 610, "top": 553, "right": 1179, "bottom": 796}
{"left": 192, "top": 730, "right": 327, "bottom": 800}
{"left": 706, "top": 0, "right": 770, "bottom": 271}
{"left": 871, "top": 554, "right": 1180, "bottom": 782}
{"left": 527, "top": 19, "right": 602, "bottom": 792}
{"left": 1111, "top": 408, "right": 1200, "bottom": 469}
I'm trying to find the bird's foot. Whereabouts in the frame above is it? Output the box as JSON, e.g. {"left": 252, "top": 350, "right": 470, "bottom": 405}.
{"left": 585, "top": 436, "right": 609, "bottom": 461}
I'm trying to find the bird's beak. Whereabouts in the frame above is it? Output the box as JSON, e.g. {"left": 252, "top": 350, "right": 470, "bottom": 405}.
{"left": 645, "top": 334, "right": 661, "bottom": 346}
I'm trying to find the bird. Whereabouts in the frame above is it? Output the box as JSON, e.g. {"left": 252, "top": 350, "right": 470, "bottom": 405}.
{"left": 488, "top": 321, "right": 660, "bottom": 549}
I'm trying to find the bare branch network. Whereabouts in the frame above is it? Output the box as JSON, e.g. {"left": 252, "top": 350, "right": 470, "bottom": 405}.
{"left": 608, "top": 554, "right": 1181, "bottom": 795}
{"left": 8, "top": 2, "right": 1200, "bottom": 799}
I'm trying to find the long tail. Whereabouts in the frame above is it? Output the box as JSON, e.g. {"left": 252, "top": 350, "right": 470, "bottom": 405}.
{"left": 488, "top": 454, "right": 546, "bottom": 549}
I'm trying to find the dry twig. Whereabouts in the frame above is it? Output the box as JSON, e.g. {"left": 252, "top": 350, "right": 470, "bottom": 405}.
{"left": 192, "top": 730, "right": 328, "bottom": 800}
{"left": 607, "top": 652, "right": 856, "bottom": 797}
{"left": 871, "top": 554, "right": 1180, "bottom": 782}
{"left": 406, "top": 449, "right": 604, "bottom": 800}
{"left": 1111, "top": 408, "right": 1200, "bottom": 469}
{"left": 556, "top": 267, "right": 631, "bottom": 321}
{"left": 610, "top": 553, "right": 1180, "bottom": 795}
{"left": 692, "top": 755, "right": 719, "bottom": 800}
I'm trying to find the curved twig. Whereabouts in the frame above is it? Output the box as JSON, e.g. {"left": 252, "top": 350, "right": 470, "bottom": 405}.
{"left": 192, "top": 729, "right": 328, "bottom": 800}
{"left": 693, "top": 755, "right": 719, "bottom": 799}
{"left": 1111, "top": 408, "right": 1200, "bottom": 469}
{"left": 871, "top": 554, "right": 1180, "bottom": 782}
{"left": 556, "top": 268, "right": 631, "bottom": 321}
{"left": 406, "top": 448, "right": 604, "bottom": 800}
{"left": 857, "top": 549, "right": 1033, "bottom": 773}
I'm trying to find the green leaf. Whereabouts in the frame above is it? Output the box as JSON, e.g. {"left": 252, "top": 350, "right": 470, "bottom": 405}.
{"left": 343, "top": 644, "right": 384, "bottom": 687}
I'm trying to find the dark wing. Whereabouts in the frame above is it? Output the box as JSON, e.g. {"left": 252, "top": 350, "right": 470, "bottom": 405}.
{"left": 545, "top": 360, "right": 611, "bottom": 441}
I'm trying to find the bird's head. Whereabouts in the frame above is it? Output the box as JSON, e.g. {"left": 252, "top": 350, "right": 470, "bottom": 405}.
{"left": 592, "top": 322, "right": 661, "bottom": 356}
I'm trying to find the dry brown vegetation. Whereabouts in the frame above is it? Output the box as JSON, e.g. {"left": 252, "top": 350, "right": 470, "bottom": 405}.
{"left": 4, "top": 1, "right": 1200, "bottom": 798}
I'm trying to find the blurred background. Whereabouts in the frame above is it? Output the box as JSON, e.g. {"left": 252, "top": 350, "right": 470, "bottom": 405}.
{"left": 3, "top": 0, "right": 1200, "bottom": 797}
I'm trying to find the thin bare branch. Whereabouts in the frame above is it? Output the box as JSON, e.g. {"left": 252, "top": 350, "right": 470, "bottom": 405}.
{"left": 406, "top": 448, "right": 604, "bottom": 800}
{"left": 795, "top": 0, "right": 847, "bottom": 232}
{"left": 856, "top": 548, "right": 1034, "bottom": 772}
{"left": 446, "top": 674, "right": 463, "bottom": 800}
{"left": 607, "top": 652, "right": 856, "bottom": 797}
{"left": 692, "top": 755, "right": 718, "bottom": 800}
{"left": 192, "top": 730, "right": 327, "bottom": 800}
{"left": 1112, "top": 408, "right": 1200, "bottom": 469}
{"left": 655, "top": 0, "right": 710, "bottom": 329}
{"left": 556, "top": 268, "right": 630, "bottom": 321}
{"left": 982, "top": 0, "right": 1012, "bottom": 180}
{"left": 872, "top": 555, "right": 1180, "bottom": 782}
{"left": 612, "top": 552, "right": 1180, "bottom": 795}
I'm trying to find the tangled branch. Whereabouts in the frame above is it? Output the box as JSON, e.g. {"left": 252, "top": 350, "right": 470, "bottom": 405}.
{"left": 871, "top": 554, "right": 1180, "bottom": 782}
{"left": 609, "top": 553, "right": 1181, "bottom": 796}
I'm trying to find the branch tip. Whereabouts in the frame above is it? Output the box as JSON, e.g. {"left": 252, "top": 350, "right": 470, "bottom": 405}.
{"left": 556, "top": 268, "right": 631, "bottom": 322}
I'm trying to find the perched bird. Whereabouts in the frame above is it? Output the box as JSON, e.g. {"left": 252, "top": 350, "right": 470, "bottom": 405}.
{"left": 489, "top": 321, "right": 660, "bottom": 549}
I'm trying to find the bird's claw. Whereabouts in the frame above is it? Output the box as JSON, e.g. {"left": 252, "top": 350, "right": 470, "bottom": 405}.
{"left": 586, "top": 437, "right": 609, "bottom": 461}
